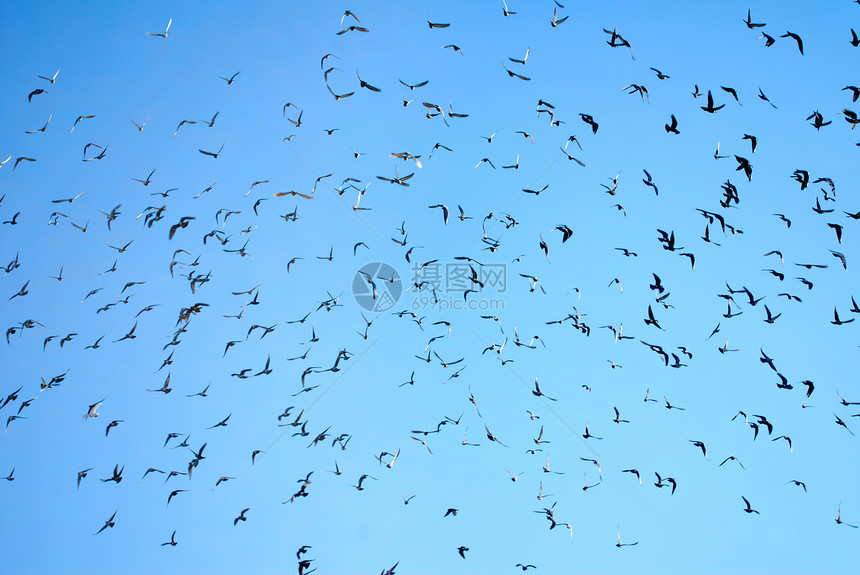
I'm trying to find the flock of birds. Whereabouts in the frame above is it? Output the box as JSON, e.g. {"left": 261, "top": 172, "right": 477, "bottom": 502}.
{"left": 2, "top": 3, "right": 860, "bottom": 573}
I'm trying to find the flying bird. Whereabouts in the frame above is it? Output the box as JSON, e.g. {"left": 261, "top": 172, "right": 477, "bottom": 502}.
{"left": 147, "top": 18, "right": 172, "bottom": 37}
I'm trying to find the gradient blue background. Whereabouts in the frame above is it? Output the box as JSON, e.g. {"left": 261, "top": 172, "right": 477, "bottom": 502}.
{"left": 1, "top": 1, "right": 858, "bottom": 573}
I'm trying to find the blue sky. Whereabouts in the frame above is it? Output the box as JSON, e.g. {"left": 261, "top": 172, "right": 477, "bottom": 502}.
{"left": 1, "top": 1, "right": 859, "bottom": 573}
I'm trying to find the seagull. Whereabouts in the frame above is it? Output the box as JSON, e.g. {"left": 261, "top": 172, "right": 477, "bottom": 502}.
{"left": 38, "top": 68, "right": 60, "bottom": 84}
{"left": 836, "top": 504, "right": 858, "bottom": 527}
{"left": 83, "top": 399, "right": 104, "bottom": 421}
{"left": 550, "top": 6, "right": 568, "bottom": 27}
{"left": 147, "top": 18, "right": 172, "bottom": 37}
{"left": 220, "top": 71, "right": 240, "bottom": 85}
{"left": 616, "top": 529, "right": 639, "bottom": 547}
{"left": 199, "top": 143, "right": 224, "bottom": 158}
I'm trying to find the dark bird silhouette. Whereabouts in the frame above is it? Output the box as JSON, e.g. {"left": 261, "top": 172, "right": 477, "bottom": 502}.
{"left": 94, "top": 510, "right": 117, "bottom": 535}
{"left": 742, "top": 496, "right": 760, "bottom": 514}
{"left": 836, "top": 504, "right": 858, "bottom": 528}
{"left": 780, "top": 31, "right": 803, "bottom": 54}
{"left": 427, "top": 12, "right": 450, "bottom": 28}
{"left": 757, "top": 87, "right": 778, "bottom": 108}
{"left": 198, "top": 143, "right": 224, "bottom": 158}
{"left": 220, "top": 71, "right": 240, "bottom": 84}
{"left": 234, "top": 508, "right": 250, "bottom": 525}
{"left": 665, "top": 114, "right": 679, "bottom": 134}
{"left": 700, "top": 91, "right": 724, "bottom": 113}
{"left": 580, "top": 114, "right": 598, "bottom": 133}
{"left": 743, "top": 9, "right": 766, "bottom": 29}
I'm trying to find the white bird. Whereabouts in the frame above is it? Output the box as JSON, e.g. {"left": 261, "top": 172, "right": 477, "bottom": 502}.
{"left": 83, "top": 399, "right": 104, "bottom": 421}
{"left": 147, "top": 18, "right": 172, "bottom": 38}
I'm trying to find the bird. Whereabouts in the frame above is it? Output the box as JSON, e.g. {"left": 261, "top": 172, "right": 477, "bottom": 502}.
{"left": 780, "top": 31, "right": 804, "bottom": 55}
{"left": 582, "top": 424, "right": 602, "bottom": 440}
{"left": 642, "top": 169, "right": 659, "bottom": 195}
{"left": 616, "top": 529, "right": 639, "bottom": 547}
{"left": 130, "top": 117, "right": 148, "bottom": 131}
{"left": 167, "top": 489, "right": 187, "bottom": 507}
{"left": 101, "top": 464, "right": 124, "bottom": 484}
{"left": 743, "top": 9, "right": 766, "bottom": 29}
{"left": 70, "top": 114, "right": 96, "bottom": 133}
{"left": 169, "top": 217, "right": 195, "bottom": 240}
{"left": 94, "top": 510, "right": 118, "bottom": 534}
{"left": 220, "top": 71, "right": 240, "bottom": 84}
{"left": 234, "top": 508, "right": 250, "bottom": 525}
{"left": 161, "top": 531, "right": 178, "bottom": 547}
{"left": 77, "top": 467, "right": 94, "bottom": 490}
{"left": 38, "top": 68, "right": 60, "bottom": 84}
{"left": 719, "top": 456, "right": 745, "bottom": 469}
{"left": 701, "top": 91, "right": 724, "bottom": 113}
{"left": 147, "top": 18, "right": 172, "bottom": 37}
{"left": 580, "top": 113, "right": 598, "bottom": 133}
{"left": 665, "top": 114, "right": 679, "bottom": 134}
{"left": 532, "top": 378, "right": 556, "bottom": 400}
{"left": 83, "top": 399, "right": 104, "bottom": 421}
{"left": 689, "top": 440, "right": 707, "bottom": 460}
{"left": 356, "top": 71, "right": 381, "bottom": 92}
{"left": 721, "top": 86, "right": 741, "bottom": 105}
{"left": 550, "top": 6, "right": 568, "bottom": 27}
{"left": 503, "top": 64, "right": 530, "bottom": 81}
{"left": 509, "top": 47, "right": 529, "bottom": 65}
{"left": 807, "top": 110, "right": 830, "bottom": 130}
{"left": 337, "top": 24, "right": 369, "bottom": 35}
{"left": 742, "top": 496, "right": 760, "bottom": 514}
{"left": 13, "top": 157, "right": 36, "bottom": 171}
{"left": 603, "top": 27, "right": 635, "bottom": 59}
{"left": 836, "top": 504, "right": 858, "bottom": 528}
{"left": 757, "top": 88, "right": 778, "bottom": 108}
{"left": 399, "top": 79, "right": 428, "bottom": 90}
{"left": 834, "top": 414, "right": 854, "bottom": 436}
{"left": 105, "top": 420, "right": 123, "bottom": 437}
{"left": 199, "top": 144, "right": 224, "bottom": 158}
{"left": 427, "top": 12, "right": 450, "bottom": 28}
{"left": 25, "top": 113, "right": 52, "bottom": 134}
{"left": 832, "top": 308, "right": 854, "bottom": 326}
{"left": 428, "top": 204, "right": 449, "bottom": 225}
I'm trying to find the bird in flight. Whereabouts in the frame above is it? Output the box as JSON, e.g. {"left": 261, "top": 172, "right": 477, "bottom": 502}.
{"left": 199, "top": 144, "right": 224, "bottom": 158}
{"left": 741, "top": 497, "right": 760, "bottom": 515}
{"left": 94, "top": 510, "right": 118, "bottom": 535}
{"left": 220, "top": 71, "right": 240, "bottom": 84}
{"left": 147, "top": 18, "right": 172, "bottom": 38}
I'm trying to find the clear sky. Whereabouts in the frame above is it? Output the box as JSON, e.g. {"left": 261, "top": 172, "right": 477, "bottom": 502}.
{"left": 1, "top": 1, "right": 859, "bottom": 573}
